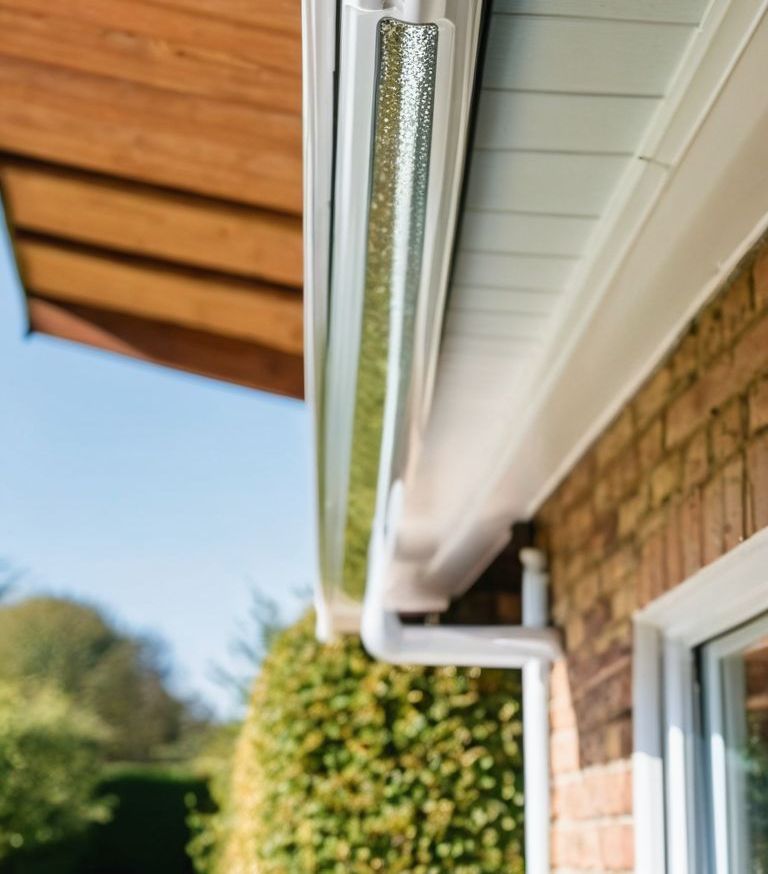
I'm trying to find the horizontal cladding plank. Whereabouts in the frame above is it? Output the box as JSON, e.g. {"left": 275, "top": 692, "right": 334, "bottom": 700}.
{"left": 474, "top": 91, "right": 659, "bottom": 153}
{"left": 0, "top": 57, "right": 302, "bottom": 213}
{"left": 484, "top": 14, "right": 695, "bottom": 95}
{"left": 0, "top": 0, "right": 301, "bottom": 115}
{"left": 151, "top": 0, "right": 301, "bottom": 34}
{"left": 444, "top": 308, "right": 551, "bottom": 338}
{"left": 466, "top": 151, "right": 629, "bottom": 216}
{"left": 16, "top": 238, "right": 303, "bottom": 355}
{"left": 458, "top": 210, "right": 596, "bottom": 257}
{"left": 493, "top": 0, "right": 708, "bottom": 24}
{"left": 28, "top": 297, "right": 304, "bottom": 398}
{"left": 453, "top": 251, "right": 576, "bottom": 290}
{"left": 450, "top": 285, "right": 564, "bottom": 314}
{"left": 1, "top": 161, "right": 303, "bottom": 287}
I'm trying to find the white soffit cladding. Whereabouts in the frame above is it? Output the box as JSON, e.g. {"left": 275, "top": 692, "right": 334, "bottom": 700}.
{"left": 390, "top": 0, "right": 768, "bottom": 609}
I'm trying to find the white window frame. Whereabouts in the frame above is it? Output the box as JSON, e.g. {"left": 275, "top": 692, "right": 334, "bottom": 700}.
{"left": 633, "top": 526, "right": 768, "bottom": 874}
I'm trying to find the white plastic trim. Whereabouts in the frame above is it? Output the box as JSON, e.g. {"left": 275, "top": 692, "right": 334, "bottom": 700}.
{"left": 633, "top": 526, "right": 768, "bottom": 874}
{"left": 421, "top": 1, "right": 768, "bottom": 601}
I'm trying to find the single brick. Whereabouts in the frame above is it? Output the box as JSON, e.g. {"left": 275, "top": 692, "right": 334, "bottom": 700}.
{"left": 682, "top": 428, "right": 708, "bottom": 491}
{"left": 749, "top": 373, "right": 768, "bottom": 434}
{"left": 710, "top": 398, "right": 744, "bottom": 465}
{"left": 650, "top": 452, "right": 682, "bottom": 507}
{"left": 634, "top": 366, "right": 672, "bottom": 430}
{"left": 746, "top": 431, "right": 768, "bottom": 535}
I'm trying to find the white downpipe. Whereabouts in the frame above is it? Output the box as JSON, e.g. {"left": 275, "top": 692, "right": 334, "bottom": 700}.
{"left": 521, "top": 547, "right": 552, "bottom": 874}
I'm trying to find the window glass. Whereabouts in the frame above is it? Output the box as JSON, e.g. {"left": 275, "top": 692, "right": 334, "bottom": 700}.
{"left": 702, "top": 616, "right": 768, "bottom": 874}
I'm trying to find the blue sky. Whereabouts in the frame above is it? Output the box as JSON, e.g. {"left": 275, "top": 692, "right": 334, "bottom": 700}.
{"left": 0, "top": 207, "right": 314, "bottom": 718}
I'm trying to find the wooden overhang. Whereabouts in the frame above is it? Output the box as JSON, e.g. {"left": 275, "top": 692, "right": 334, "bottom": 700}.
{"left": 0, "top": 0, "right": 304, "bottom": 398}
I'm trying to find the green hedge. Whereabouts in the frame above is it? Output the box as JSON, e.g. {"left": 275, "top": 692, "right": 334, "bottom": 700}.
{"left": 199, "top": 614, "right": 525, "bottom": 874}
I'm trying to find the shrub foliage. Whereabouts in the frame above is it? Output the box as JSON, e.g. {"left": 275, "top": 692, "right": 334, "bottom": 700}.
{"left": 208, "top": 614, "right": 525, "bottom": 874}
{"left": 0, "top": 682, "right": 111, "bottom": 861}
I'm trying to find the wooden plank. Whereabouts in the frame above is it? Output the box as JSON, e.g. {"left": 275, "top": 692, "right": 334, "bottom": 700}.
{"left": 28, "top": 297, "right": 304, "bottom": 398}
{"left": 151, "top": 0, "right": 301, "bottom": 34}
{"left": 493, "top": 0, "right": 708, "bottom": 24}
{"left": 466, "top": 151, "right": 629, "bottom": 215}
{"left": 0, "top": 0, "right": 301, "bottom": 115}
{"left": 474, "top": 91, "right": 658, "bottom": 153}
{"left": 458, "top": 211, "right": 596, "bottom": 257}
{"left": 1, "top": 161, "right": 303, "bottom": 286}
{"left": 16, "top": 237, "right": 303, "bottom": 355}
{"left": 0, "top": 57, "right": 302, "bottom": 212}
{"left": 484, "top": 15, "right": 694, "bottom": 96}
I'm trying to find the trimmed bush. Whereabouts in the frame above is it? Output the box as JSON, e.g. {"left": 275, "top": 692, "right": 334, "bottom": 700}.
{"left": 0, "top": 682, "right": 110, "bottom": 862}
{"left": 206, "top": 614, "right": 525, "bottom": 874}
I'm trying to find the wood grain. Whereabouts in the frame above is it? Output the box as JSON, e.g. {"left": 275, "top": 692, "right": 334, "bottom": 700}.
{"left": 0, "top": 0, "right": 302, "bottom": 114}
{"left": 1, "top": 161, "right": 303, "bottom": 286}
{"left": 17, "top": 237, "right": 303, "bottom": 354}
{"left": 28, "top": 297, "right": 304, "bottom": 398}
{"left": 0, "top": 56, "right": 303, "bottom": 212}
{"left": 149, "top": 0, "right": 302, "bottom": 34}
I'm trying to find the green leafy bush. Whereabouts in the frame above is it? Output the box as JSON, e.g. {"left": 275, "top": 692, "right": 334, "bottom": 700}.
{"left": 202, "top": 614, "right": 524, "bottom": 874}
{"left": 0, "top": 682, "right": 111, "bottom": 862}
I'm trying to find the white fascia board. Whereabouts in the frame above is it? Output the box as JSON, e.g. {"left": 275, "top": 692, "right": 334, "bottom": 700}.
{"left": 425, "top": 2, "right": 768, "bottom": 597}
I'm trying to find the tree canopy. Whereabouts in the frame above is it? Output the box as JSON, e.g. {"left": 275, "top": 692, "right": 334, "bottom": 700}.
{"left": 0, "top": 597, "right": 185, "bottom": 760}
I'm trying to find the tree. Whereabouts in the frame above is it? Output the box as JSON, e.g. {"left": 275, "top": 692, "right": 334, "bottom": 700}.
{"left": 0, "top": 681, "right": 111, "bottom": 862}
{"left": 0, "top": 597, "right": 185, "bottom": 760}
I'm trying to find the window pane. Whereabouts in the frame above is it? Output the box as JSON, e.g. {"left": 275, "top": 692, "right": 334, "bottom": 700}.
{"left": 704, "top": 618, "right": 768, "bottom": 874}
{"left": 743, "top": 636, "right": 768, "bottom": 872}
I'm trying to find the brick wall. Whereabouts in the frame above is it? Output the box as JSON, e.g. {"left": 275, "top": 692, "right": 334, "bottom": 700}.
{"left": 535, "top": 237, "right": 768, "bottom": 873}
